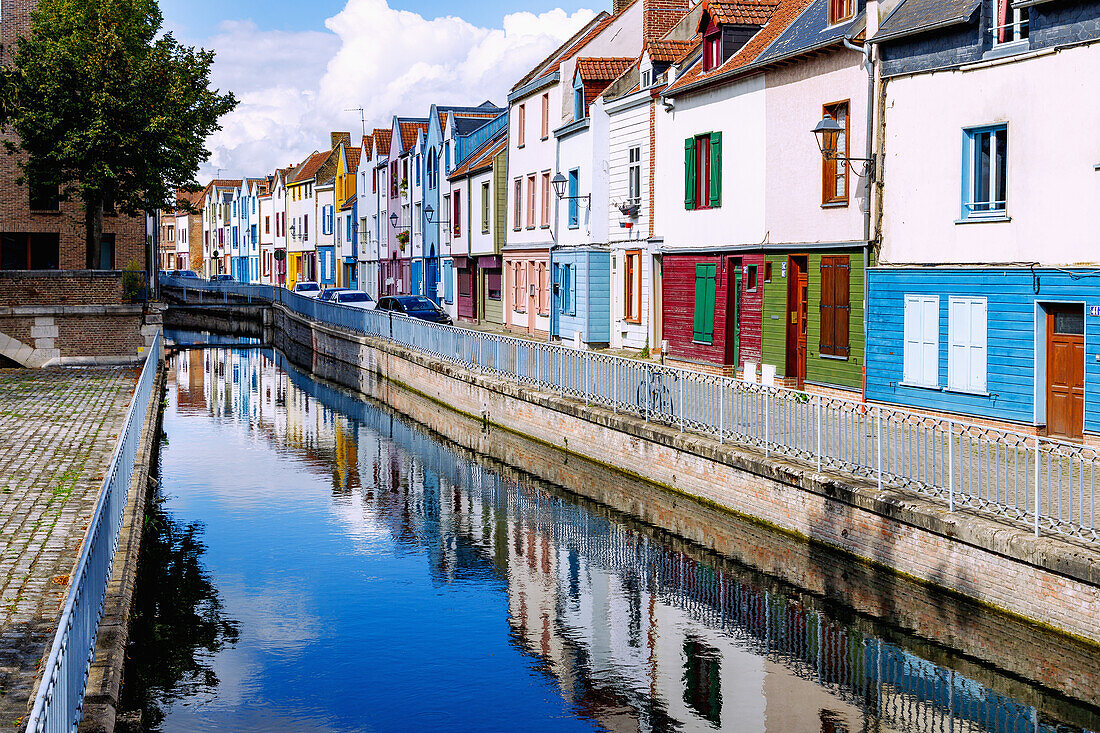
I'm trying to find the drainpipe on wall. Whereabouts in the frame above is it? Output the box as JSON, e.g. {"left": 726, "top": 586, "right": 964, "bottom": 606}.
{"left": 844, "top": 0, "right": 878, "bottom": 400}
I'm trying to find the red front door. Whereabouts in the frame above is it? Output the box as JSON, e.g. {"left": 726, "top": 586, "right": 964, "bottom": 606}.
{"left": 785, "top": 256, "right": 808, "bottom": 388}
{"left": 1047, "top": 306, "right": 1085, "bottom": 439}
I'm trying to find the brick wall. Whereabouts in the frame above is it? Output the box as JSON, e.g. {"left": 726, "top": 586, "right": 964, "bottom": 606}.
{"left": 0, "top": 271, "right": 127, "bottom": 305}
{"left": 0, "top": 0, "right": 145, "bottom": 270}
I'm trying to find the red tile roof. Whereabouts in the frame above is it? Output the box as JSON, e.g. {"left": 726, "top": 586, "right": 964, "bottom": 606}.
{"left": 372, "top": 128, "right": 391, "bottom": 158}
{"left": 665, "top": 0, "right": 809, "bottom": 95}
{"left": 646, "top": 38, "right": 696, "bottom": 62}
{"left": 398, "top": 121, "right": 428, "bottom": 151}
{"left": 703, "top": 0, "right": 779, "bottom": 26}
{"left": 361, "top": 135, "right": 373, "bottom": 159}
{"left": 292, "top": 151, "right": 327, "bottom": 183}
{"left": 345, "top": 147, "right": 361, "bottom": 173}
{"left": 576, "top": 57, "right": 637, "bottom": 83}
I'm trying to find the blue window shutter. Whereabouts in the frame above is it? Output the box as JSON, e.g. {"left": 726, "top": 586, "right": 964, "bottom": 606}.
{"left": 568, "top": 170, "right": 579, "bottom": 227}
{"left": 444, "top": 260, "right": 453, "bottom": 303}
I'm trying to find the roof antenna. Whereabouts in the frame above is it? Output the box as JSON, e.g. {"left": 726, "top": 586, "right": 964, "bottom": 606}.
{"left": 346, "top": 107, "right": 366, "bottom": 137}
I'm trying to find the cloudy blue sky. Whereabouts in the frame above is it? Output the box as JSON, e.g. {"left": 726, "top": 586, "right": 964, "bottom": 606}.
{"left": 161, "top": 0, "right": 600, "bottom": 179}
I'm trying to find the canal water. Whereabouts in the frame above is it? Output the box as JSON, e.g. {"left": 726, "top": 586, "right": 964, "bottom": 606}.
{"left": 121, "top": 343, "right": 1100, "bottom": 732}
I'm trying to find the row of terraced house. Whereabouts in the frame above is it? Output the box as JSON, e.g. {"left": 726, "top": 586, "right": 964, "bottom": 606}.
{"left": 160, "top": 0, "right": 1100, "bottom": 442}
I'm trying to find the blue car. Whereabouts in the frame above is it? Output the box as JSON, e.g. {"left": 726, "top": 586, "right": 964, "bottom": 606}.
{"left": 376, "top": 295, "right": 452, "bottom": 325}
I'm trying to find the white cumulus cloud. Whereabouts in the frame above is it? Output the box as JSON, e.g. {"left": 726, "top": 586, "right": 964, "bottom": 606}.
{"left": 198, "top": 2, "right": 597, "bottom": 179}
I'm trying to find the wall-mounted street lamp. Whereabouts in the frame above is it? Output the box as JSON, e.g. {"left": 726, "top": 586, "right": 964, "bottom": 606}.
{"left": 812, "top": 115, "right": 875, "bottom": 179}
{"left": 551, "top": 172, "right": 591, "bottom": 205}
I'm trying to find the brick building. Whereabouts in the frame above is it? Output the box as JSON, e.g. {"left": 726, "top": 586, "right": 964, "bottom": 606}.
{"left": 0, "top": 0, "right": 145, "bottom": 273}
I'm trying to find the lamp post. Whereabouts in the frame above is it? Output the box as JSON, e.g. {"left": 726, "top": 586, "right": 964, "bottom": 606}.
{"left": 812, "top": 114, "right": 874, "bottom": 179}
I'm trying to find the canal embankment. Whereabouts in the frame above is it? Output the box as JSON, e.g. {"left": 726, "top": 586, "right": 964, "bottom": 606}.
{"left": 0, "top": 357, "right": 162, "bottom": 732}
{"left": 272, "top": 301, "right": 1100, "bottom": 649}
{"left": 275, "top": 346, "right": 1100, "bottom": 720}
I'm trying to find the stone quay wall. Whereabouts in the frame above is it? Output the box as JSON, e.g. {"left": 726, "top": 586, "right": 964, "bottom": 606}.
{"left": 273, "top": 302, "right": 1100, "bottom": 648}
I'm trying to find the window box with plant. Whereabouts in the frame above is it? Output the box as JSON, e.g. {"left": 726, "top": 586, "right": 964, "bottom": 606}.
{"left": 396, "top": 230, "right": 410, "bottom": 250}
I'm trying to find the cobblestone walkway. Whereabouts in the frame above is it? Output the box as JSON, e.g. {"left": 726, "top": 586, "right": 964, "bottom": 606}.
{"left": 0, "top": 367, "right": 138, "bottom": 730}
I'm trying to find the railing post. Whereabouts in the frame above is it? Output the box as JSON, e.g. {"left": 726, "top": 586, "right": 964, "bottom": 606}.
{"left": 559, "top": 348, "right": 564, "bottom": 398}
{"left": 816, "top": 399, "right": 822, "bottom": 472}
{"left": 584, "top": 351, "right": 589, "bottom": 405}
{"left": 764, "top": 389, "right": 770, "bottom": 457}
{"left": 477, "top": 337, "right": 482, "bottom": 372}
{"left": 679, "top": 376, "right": 684, "bottom": 432}
{"left": 1034, "top": 437, "right": 1041, "bottom": 537}
{"left": 613, "top": 359, "right": 618, "bottom": 413}
{"left": 876, "top": 405, "right": 883, "bottom": 491}
{"left": 645, "top": 364, "right": 650, "bottom": 422}
{"left": 948, "top": 421, "right": 955, "bottom": 512}
{"left": 719, "top": 378, "right": 724, "bottom": 444}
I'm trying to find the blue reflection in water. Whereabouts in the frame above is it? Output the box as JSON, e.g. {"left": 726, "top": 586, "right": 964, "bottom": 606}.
{"left": 124, "top": 346, "right": 1097, "bottom": 733}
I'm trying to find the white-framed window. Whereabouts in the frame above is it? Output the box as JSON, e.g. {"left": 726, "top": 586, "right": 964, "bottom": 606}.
{"left": 903, "top": 294, "right": 939, "bottom": 388}
{"left": 948, "top": 296, "right": 987, "bottom": 393}
{"left": 961, "top": 125, "right": 1007, "bottom": 220}
{"left": 628, "top": 146, "right": 641, "bottom": 206}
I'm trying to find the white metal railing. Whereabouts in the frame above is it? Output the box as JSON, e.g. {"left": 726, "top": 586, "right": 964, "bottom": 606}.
{"left": 160, "top": 275, "right": 1099, "bottom": 544}
{"left": 25, "top": 331, "right": 162, "bottom": 733}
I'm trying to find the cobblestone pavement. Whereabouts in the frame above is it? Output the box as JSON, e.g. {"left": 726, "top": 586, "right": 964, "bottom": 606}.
{"left": 0, "top": 367, "right": 138, "bottom": 730}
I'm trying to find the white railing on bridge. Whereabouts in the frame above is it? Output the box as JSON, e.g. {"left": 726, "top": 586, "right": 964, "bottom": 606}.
{"left": 25, "top": 331, "right": 162, "bottom": 733}
{"left": 160, "top": 275, "right": 1098, "bottom": 545}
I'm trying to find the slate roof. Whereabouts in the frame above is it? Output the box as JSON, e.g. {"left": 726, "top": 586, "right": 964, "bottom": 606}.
{"left": 664, "top": 0, "right": 812, "bottom": 94}
{"left": 448, "top": 130, "right": 507, "bottom": 180}
{"left": 705, "top": 0, "right": 780, "bottom": 26}
{"left": 452, "top": 112, "right": 499, "bottom": 135}
{"left": 511, "top": 11, "right": 616, "bottom": 91}
{"left": 292, "top": 151, "right": 327, "bottom": 183}
{"left": 647, "top": 38, "right": 697, "bottom": 62}
{"left": 757, "top": 0, "right": 860, "bottom": 61}
{"left": 873, "top": 0, "right": 980, "bottom": 41}
{"left": 397, "top": 119, "right": 429, "bottom": 151}
{"left": 372, "top": 128, "right": 392, "bottom": 158}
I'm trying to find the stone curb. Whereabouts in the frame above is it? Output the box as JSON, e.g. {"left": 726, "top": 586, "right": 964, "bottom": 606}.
{"left": 77, "top": 362, "right": 166, "bottom": 733}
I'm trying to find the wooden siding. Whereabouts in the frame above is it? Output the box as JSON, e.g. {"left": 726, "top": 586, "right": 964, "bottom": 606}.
{"left": 662, "top": 253, "right": 764, "bottom": 368}
{"left": 481, "top": 268, "right": 504, "bottom": 324}
{"left": 493, "top": 149, "right": 507, "bottom": 252}
{"left": 761, "top": 250, "right": 865, "bottom": 390}
{"left": 866, "top": 267, "right": 1100, "bottom": 433}
{"left": 607, "top": 102, "right": 650, "bottom": 241}
{"left": 586, "top": 250, "right": 611, "bottom": 344}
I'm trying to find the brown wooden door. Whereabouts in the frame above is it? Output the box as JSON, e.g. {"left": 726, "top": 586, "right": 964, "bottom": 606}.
{"left": 527, "top": 262, "right": 537, "bottom": 334}
{"left": 724, "top": 257, "right": 742, "bottom": 367}
{"left": 785, "top": 256, "right": 808, "bottom": 388}
{"left": 1046, "top": 306, "right": 1085, "bottom": 439}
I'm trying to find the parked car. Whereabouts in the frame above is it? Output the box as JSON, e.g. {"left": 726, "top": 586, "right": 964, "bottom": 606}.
{"left": 177, "top": 270, "right": 199, "bottom": 278}
{"left": 210, "top": 274, "right": 234, "bottom": 282}
{"left": 376, "top": 295, "right": 452, "bottom": 325}
{"left": 293, "top": 281, "right": 322, "bottom": 298}
{"left": 333, "top": 290, "right": 376, "bottom": 310}
{"left": 318, "top": 287, "right": 351, "bottom": 303}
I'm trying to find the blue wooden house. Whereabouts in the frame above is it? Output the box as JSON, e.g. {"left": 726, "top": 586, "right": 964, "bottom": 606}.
{"left": 551, "top": 248, "right": 611, "bottom": 347}
{"left": 866, "top": 0, "right": 1100, "bottom": 439}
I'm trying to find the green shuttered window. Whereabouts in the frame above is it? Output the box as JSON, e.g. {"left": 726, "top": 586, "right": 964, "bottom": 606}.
{"left": 819, "top": 255, "right": 850, "bottom": 357}
{"left": 684, "top": 133, "right": 721, "bottom": 210}
{"left": 692, "top": 263, "right": 717, "bottom": 343}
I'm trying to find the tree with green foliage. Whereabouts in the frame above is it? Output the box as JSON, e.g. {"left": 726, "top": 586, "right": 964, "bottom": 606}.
{"left": 0, "top": 0, "right": 237, "bottom": 268}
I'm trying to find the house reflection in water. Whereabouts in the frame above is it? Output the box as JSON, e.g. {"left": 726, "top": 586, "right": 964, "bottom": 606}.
{"left": 165, "top": 348, "right": 1094, "bottom": 733}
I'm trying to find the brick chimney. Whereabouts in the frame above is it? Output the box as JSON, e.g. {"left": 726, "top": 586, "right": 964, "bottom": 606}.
{"left": 613, "top": 0, "right": 631, "bottom": 13}
{"left": 643, "top": 0, "right": 691, "bottom": 43}
{"left": 330, "top": 131, "right": 352, "bottom": 149}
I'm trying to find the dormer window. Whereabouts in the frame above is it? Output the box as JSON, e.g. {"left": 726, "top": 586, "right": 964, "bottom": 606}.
{"left": 703, "top": 25, "right": 722, "bottom": 72}
{"left": 828, "top": 0, "right": 853, "bottom": 24}
{"left": 573, "top": 74, "right": 586, "bottom": 120}
{"left": 641, "top": 69, "right": 652, "bottom": 88}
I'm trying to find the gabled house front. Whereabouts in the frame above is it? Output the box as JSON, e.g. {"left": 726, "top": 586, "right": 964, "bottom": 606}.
{"left": 446, "top": 122, "right": 509, "bottom": 324}
{"left": 865, "top": 0, "right": 1100, "bottom": 440}
{"left": 385, "top": 117, "right": 429, "bottom": 295}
